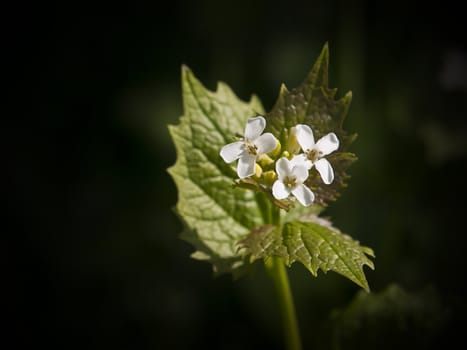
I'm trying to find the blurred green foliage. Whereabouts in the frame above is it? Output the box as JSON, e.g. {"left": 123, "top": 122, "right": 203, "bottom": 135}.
{"left": 13, "top": 1, "right": 467, "bottom": 349}
{"left": 329, "top": 284, "right": 448, "bottom": 349}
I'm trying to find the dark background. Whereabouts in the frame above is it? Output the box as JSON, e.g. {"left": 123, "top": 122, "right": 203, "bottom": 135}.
{"left": 11, "top": 1, "right": 467, "bottom": 349}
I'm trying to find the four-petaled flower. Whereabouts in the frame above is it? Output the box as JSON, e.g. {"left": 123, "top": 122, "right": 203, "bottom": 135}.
{"left": 292, "top": 124, "right": 339, "bottom": 185}
{"left": 272, "top": 157, "right": 315, "bottom": 206}
{"left": 220, "top": 116, "right": 341, "bottom": 207}
{"left": 220, "top": 116, "right": 278, "bottom": 179}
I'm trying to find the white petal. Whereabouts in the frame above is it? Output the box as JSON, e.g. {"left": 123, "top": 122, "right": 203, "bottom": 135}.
{"left": 237, "top": 154, "right": 256, "bottom": 179}
{"left": 220, "top": 141, "right": 245, "bottom": 163}
{"left": 244, "top": 116, "right": 266, "bottom": 140}
{"left": 275, "top": 157, "right": 292, "bottom": 180}
{"left": 272, "top": 180, "right": 290, "bottom": 199}
{"left": 291, "top": 184, "right": 315, "bottom": 206}
{"left": 290, "top": 154, "right": 312, "bottom": 170}
{"left": 254, "top": 133, "right": 277, "bottom": 154}
{"left": 295, "top": 124, "right": 315, "bottom": 151}
{"left": 291, "top": 164, "right": 309, "bottom": 183}
{"left": 314, "top": 158, "right": 334, "bottom": 184}
{"left": 315, "top": 132, "right": 339, "bottom": 156}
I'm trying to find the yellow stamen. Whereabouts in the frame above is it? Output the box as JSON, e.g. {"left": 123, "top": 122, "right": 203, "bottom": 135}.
{"left": 306, "top": 149, "right": 321, "bottom": 162}
{"left": 283, "top": 176, "right": 297, "bottom": 189}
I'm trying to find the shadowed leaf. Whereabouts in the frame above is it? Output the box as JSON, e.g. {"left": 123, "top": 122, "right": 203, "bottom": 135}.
{"left": 240, "top": 218, "right": 374, "bottom": 291}
{"left": 266, "top": 44, "right": 357, "bottom": 207}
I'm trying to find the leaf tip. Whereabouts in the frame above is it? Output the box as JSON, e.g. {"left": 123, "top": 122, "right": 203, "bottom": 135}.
{"left": 318, "top": 42, "right": 330, "bottom": 65}
{"left": 181, "top": 64, "right": 192, "bottom": 75}
{"left": 304, "top": 43, "right": 330, "bottom": 88}
{"left": 166, "top": 165, "right": 174, "bottom": 177}
{"left": 321, "top": 42, "right": 329, "bottom": 56}
{"left": 181, "top": 65, "right": 197, "bottom": 86}
{"left": 363, "top": 246, "right": 375, "bottom": 258}
{"left": 309, "top": 267, "right": 318, "bottom": 277}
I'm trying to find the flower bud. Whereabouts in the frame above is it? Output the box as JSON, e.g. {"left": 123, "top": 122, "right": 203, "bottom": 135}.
{"left": 257, "top": 154, "right": 274, "bottom": 168}
{"left": 269, "top": 139, "right": 282, "bottom": 159}
{"left": 263, "top": 170, "right": 277, "bottom": 187}
{"left": 253, "top": 163, "right": 263, "bottom": 179}
{"left": 286, "top": 126, "right": 301, "bottom": 155}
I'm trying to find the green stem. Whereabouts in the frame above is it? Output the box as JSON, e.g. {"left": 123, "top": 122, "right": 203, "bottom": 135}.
{"left": 265, "top": 207, "right": 302, "bottom": 350}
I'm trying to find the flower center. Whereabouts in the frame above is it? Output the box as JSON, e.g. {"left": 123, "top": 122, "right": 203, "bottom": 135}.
{"left": 283, "top": 176, "right": 297, "bottom": 189}
{"left": 244, "top": 140, "right": 258, "bottom": 155}
{"left": 306, "top": 148, "right": 321, "bottom": 163}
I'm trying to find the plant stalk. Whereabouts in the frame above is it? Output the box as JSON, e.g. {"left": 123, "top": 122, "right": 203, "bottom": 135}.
{"left": 265, "top": 206, "right": 302, "bottom": 350}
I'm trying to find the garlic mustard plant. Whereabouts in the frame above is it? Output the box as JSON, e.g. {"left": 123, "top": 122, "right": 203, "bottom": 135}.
{"left": 168, "top": 44, "right": 375, "bottom": 350}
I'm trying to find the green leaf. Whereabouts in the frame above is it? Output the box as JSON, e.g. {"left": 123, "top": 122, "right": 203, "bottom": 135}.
{"left": 265, "top": 43, "right": 357, "bottom": 207}
{"left": 329, "top": 284, "right": 448, "bottom": 350}
{"left": 239, "top": 219, "right": 374, "bottom": 291}
{"left": 168, "top": 66, "right": 266, "bottom": 273}
{"left": 238, "top": 225, "right": 286, "bottom": 263}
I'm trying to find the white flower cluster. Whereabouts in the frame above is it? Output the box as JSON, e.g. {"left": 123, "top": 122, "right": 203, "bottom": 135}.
{"left": 220, "top": 116, "right": 339, "bottom": 207}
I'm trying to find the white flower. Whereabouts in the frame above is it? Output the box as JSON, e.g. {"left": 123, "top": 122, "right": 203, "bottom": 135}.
{"left": 272, "top": 157, "right": 315, "bottom": 206}
{"left": 220, "top": 116, "right": 278, "bottom": 179}
{"left": 292, "top": 124, "right": 339, "bottom": 185}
